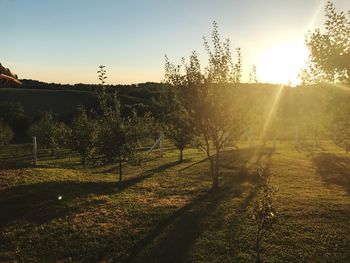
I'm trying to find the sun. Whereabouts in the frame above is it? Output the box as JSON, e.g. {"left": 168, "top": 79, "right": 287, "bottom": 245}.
{"left": 257, "top": 39, "right": 309, "bottom": 86}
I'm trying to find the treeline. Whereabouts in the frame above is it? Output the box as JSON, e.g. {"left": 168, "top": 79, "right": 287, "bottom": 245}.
{"left": 1, "top": 79, "right": 166, "bottom": 94}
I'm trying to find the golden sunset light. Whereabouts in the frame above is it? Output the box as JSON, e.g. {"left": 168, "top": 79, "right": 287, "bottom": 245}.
{"left": 1, "top": 0, "right": 349, "bottom": 262}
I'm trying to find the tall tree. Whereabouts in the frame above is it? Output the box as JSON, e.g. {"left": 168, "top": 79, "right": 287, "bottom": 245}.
{"left": 165, "top": 21, "right": 246, "bottom": 188}
{"left": 305, "top": 1, "right": 350, "bottom": 84}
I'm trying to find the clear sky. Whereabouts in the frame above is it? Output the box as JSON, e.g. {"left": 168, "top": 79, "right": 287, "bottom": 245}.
{"left": 1, "top": 0, "right": 349, "bottom": 85}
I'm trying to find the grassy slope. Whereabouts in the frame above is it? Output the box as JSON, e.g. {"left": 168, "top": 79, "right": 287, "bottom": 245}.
{"left": 0, "top": 141, "right": 349, "bottom": 262}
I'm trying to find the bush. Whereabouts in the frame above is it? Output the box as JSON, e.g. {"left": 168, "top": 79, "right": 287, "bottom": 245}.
{"left": 0, "top": 121, "right": 14, "bottom": 145}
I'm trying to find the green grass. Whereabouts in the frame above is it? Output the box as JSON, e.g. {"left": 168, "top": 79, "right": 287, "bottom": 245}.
{"left": 0, "top": 141, "right": 350, "bottom": 262}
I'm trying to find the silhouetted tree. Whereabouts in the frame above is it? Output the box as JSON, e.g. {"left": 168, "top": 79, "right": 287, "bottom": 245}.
{"left": 97, "top": 65, "right": 107, "bottom": 86}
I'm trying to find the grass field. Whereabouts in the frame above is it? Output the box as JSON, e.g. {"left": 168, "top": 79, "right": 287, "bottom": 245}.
{"left": 0, "top": 141, "right": 350, "bottom": 262}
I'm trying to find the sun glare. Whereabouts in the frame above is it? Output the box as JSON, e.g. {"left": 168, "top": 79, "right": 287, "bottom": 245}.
{"left": 257, "top": 40, "right": 309, "bottom": 86}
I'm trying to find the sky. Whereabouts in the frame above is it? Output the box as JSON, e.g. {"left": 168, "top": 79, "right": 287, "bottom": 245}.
{"left": 1, "top": 0, "right": 349, "bottom": 85}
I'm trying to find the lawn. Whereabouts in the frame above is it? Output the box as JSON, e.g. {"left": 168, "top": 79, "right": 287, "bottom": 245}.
{"left": 0, "top": 141, "right": 349, "bottom": 262}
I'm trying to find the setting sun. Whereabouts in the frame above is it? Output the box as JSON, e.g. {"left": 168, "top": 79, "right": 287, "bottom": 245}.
{"left": 257, "top": 40, "right": 309, "bottom": 86}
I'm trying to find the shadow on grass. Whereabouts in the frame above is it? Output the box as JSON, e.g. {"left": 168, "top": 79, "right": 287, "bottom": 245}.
{"left": 314, "top": 152, "right": 350, "bottom": 194}
{"left": 0, "top": 149, "right": 79, "bottom": 170}
{"left": 121, "top": 186, "right": 251, "bottom": 263}
{"left": 0, "top": 173, "right": 153, "bottom": 230}
{"left": 119, "top": 150, "right": 271, "bottom": 263}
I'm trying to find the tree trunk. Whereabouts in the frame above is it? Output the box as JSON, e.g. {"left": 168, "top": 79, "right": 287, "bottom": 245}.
{"left": 209, "top": 156, "right": 217, "bottom": 189}
{"left": 179, "top": 149, "right": 183, "bottom": 162}
{"left": 212, "top": 148, "right": 220, "bottom": 189}
{"left": 118, "top": 157, "right": 123, "bottom": 185}
{"left": 83, "top": 156, "right": 87, "bottom": 169}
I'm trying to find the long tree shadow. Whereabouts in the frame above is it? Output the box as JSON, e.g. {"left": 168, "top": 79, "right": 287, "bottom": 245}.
{"left": 0, "top": 174, "right": 152, "bottom": 230}
{"left": 120, "top": 186, "right": 248, "bottom": 263}
{"left": 313, "top": 152, "right": 350, "bottom": 194}
{"left": 119, "top": 149, "right": 270, "bottom": 263}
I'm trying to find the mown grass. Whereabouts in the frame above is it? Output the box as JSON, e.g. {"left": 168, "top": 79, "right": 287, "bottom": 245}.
{"left": 0, "top": 140, "right": 350, "bottom": 262}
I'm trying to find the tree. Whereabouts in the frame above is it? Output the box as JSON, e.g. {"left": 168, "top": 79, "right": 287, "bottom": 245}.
{"left": 233, "top": 48, "right": 243, "bottom": 83}
{"left": 71, "top": 107, "right": 99, "bottom": 168}
{"left": 98, "top": 92, "right": 147, "bottom": 184}
{"left": 161, "top": 61, "right": 194, "bottom": 162}
{"left": 29, "top": 112, "right": 62, "bottom": 155}
{"left": 305, "top": 1, "right": 350, "bottom": 84}
{"left": 0, "top": 101, "right": 31, "bottom": 140}
{"left": 0, "top": 120, "right": 14, "bottom": 145}
{"left": 249, "top": 65, "right": 258, "bottom": 83}
{"left": 165, "top": 21, "right": 246, "bottom": 188}
{"left": 97, "top": 65, "right": 107, "bottom": 86}
{"left": 331, "top": 94, "right": 350, "bottom": 152}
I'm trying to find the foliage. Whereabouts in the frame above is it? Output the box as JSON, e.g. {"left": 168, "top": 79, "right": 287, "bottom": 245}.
{"left": 331, "top": 95, "right": 350, "bottom": 152}
{"left": 97, "top": 92, "right": 150, "bottom": 182}
{"left": 162, "top": 61, "right": 195, "bottom": 162}
{"left": 165, "top": 21, "right": 246, "bottom": 188}
{"left": 304, "top": 1, "right": 350, "bottom": 84}
{"left": 28, "top": 112, "right": 66, "bottom": 155}
{"left": 0, "top": 120, "right": 14, "bottom": 145}
{"left": 0, "top": 101, "right": 31, "bottom": 140}
{"left": 97, "top": 65, "right": 107, "bottom": 86}
{"left": 70, "top": 106, "right": 99, "bottom": 168}
{"left": 249, "top": 65, "right": 258, "bottom": 83}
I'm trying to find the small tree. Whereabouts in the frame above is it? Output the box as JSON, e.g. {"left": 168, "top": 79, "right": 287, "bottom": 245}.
{"left": 233, "top": 48, "right": 243, "bottom": 83}
{"left": 249, "top": 65, "right": 258, "bottom": 83}
{"left": 98, "top": 92, "right": 146, "bottom": 184}
{"left": 71, "top": 107, "right": 99, "bottom": 168}
{"left": 97, "top": 65, "right": 107, "bottom": 86}
{"left": 0, "top": 120, "right": 14, "bottom": 145}
{"left": 29, "top": 112, "right": 61, "bottom": 155}
{"left": 332, "top": 97, "right": 350, "bottom": 153}
{"left": 159, "top": 68, "right": 194, "bottom": 162}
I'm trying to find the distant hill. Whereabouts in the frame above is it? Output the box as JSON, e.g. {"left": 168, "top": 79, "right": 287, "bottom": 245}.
{"left": 0, "top": 80, "right": 167, "bottom": 118}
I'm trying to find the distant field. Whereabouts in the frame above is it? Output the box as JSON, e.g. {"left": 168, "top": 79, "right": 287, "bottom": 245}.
{"left": 0, "top": 141, "right": 350, "bottom": 262}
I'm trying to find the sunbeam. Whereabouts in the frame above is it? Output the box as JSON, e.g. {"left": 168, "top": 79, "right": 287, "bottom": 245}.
{"left": 260, "top": 85, "right": 285, "bottom": 141}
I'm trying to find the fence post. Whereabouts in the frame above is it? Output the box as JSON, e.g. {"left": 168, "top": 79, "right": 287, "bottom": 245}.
{"left": 160, "top": 132, "right": 164, "bottom": 158}
{"left": 248, "top": 128, "right": 252, "bottom": 148}
{"left": 33, "top": 136, "right": 38, "bottom": 165}
{"left": 294, "top": 126, "right": 299, "bottom": 146}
